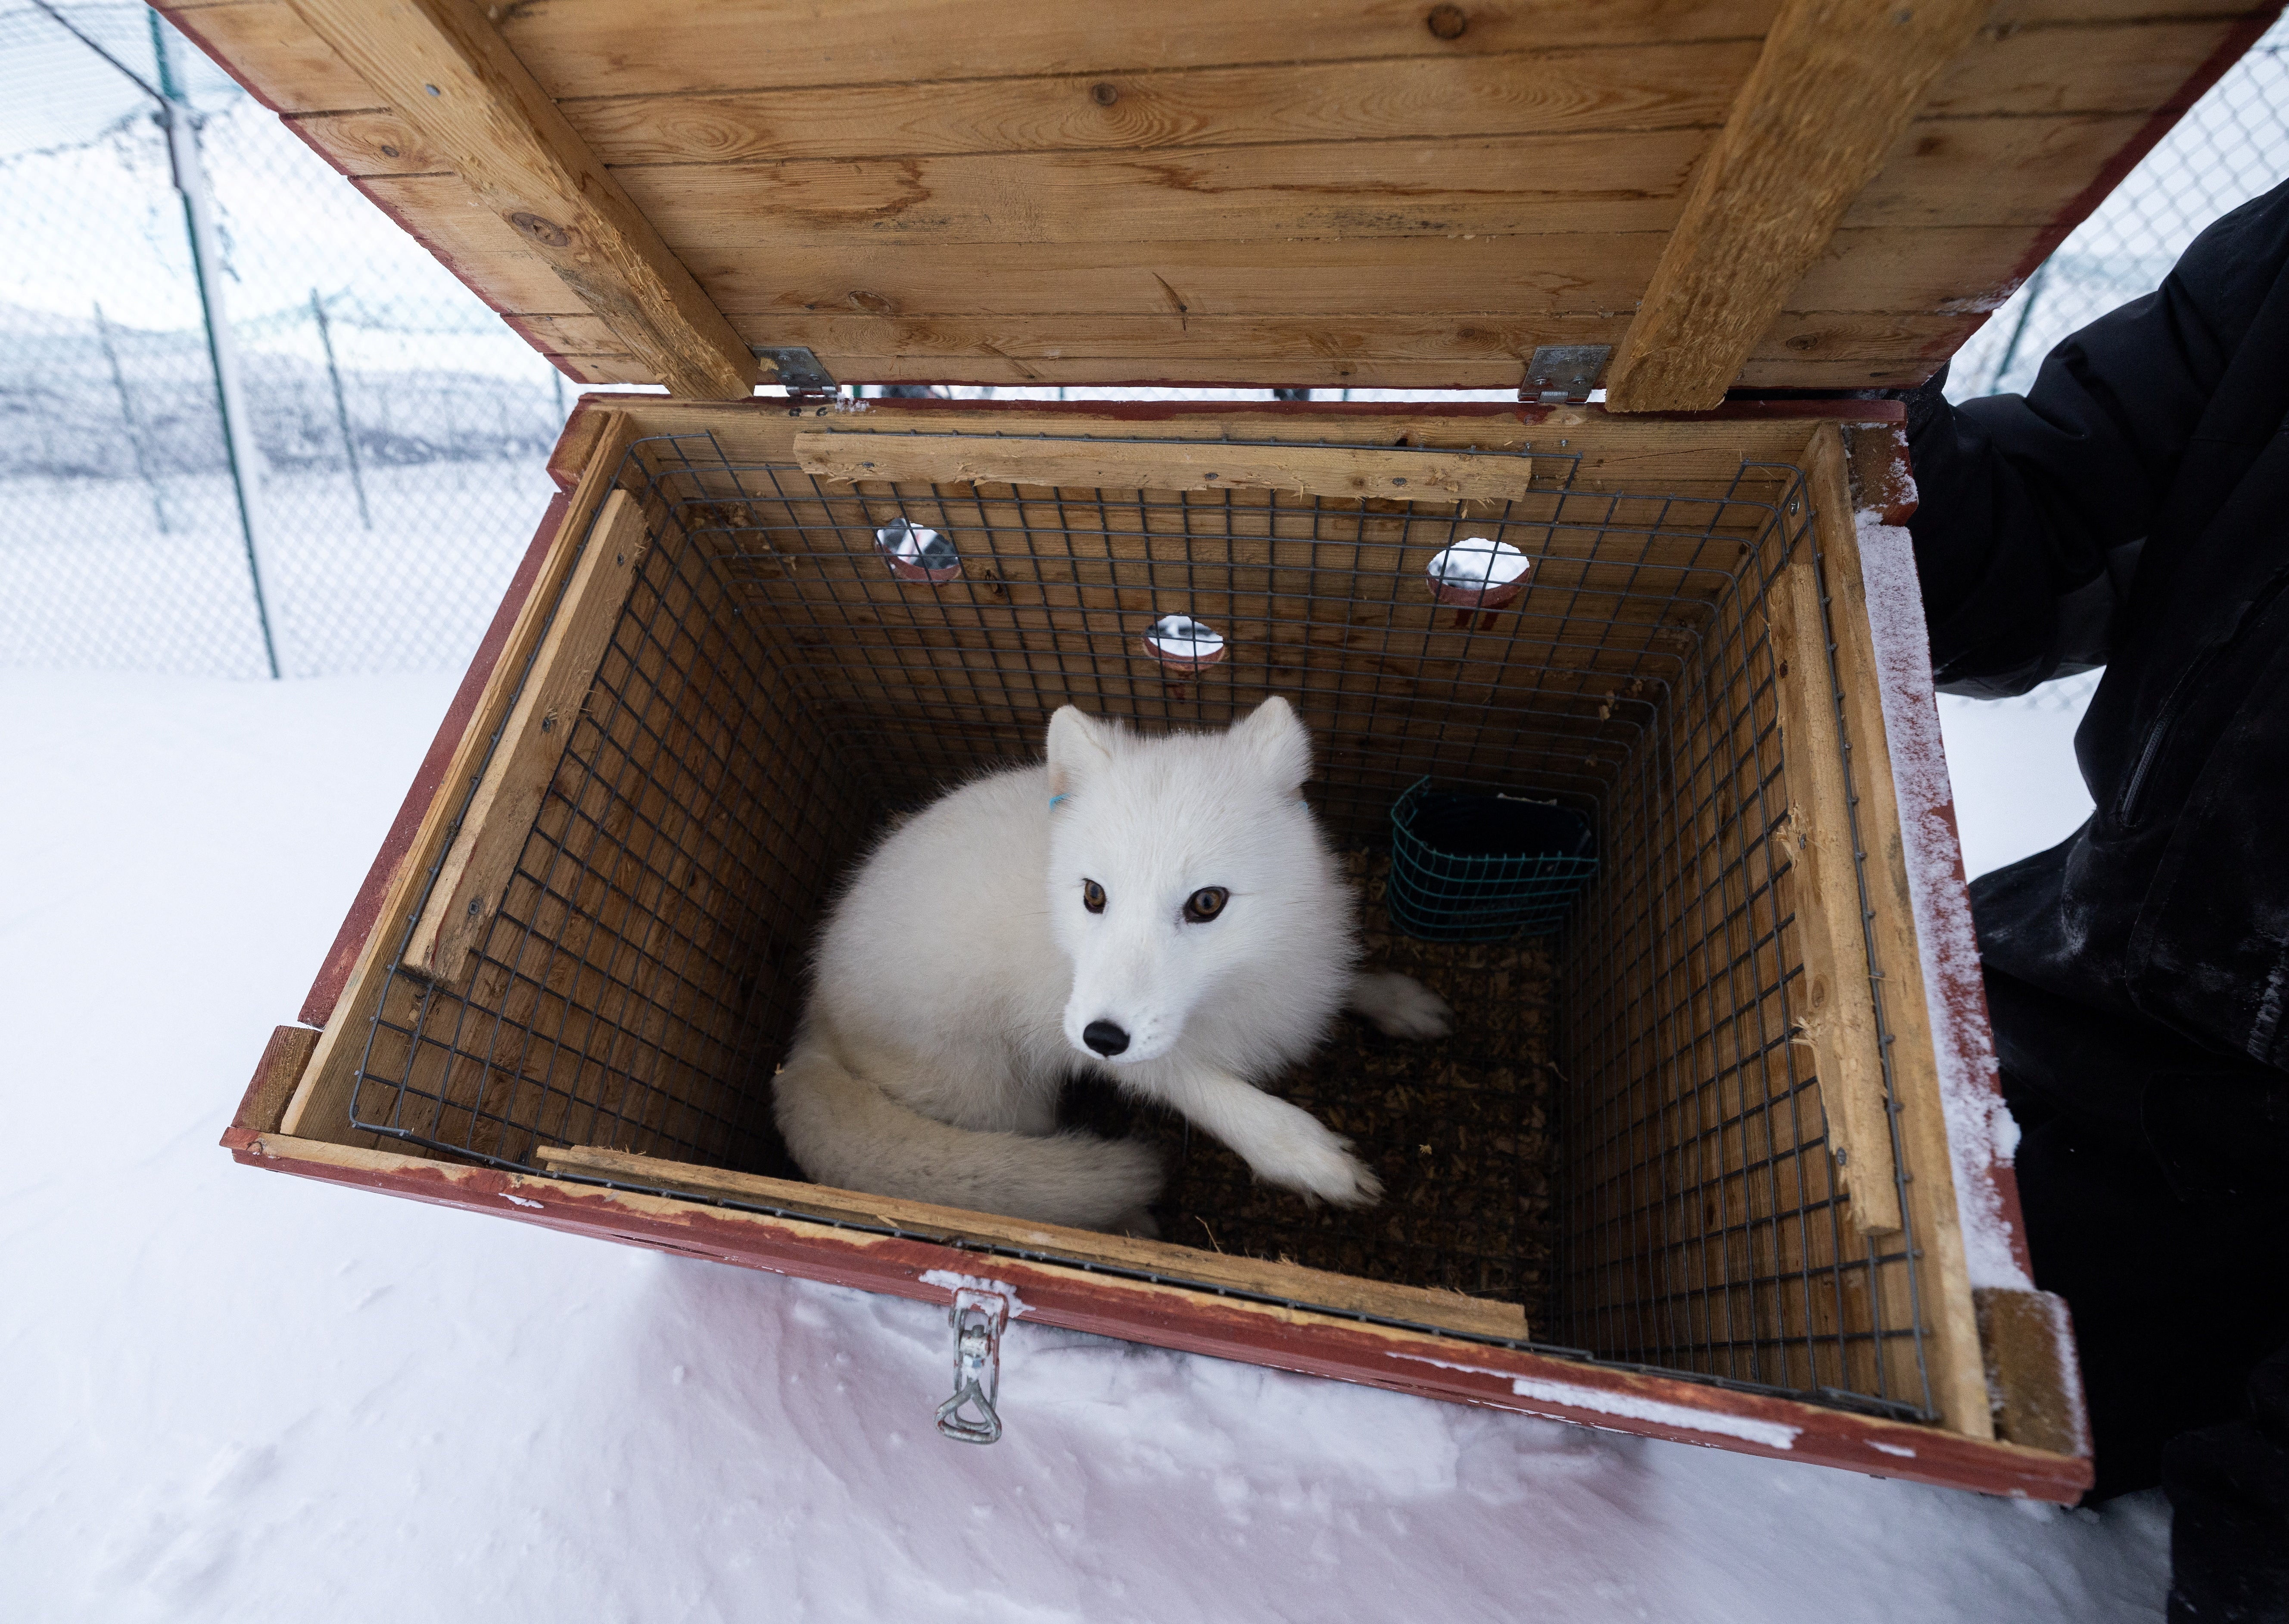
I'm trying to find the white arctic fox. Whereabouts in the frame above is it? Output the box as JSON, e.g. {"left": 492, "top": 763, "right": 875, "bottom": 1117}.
{"left": 772, "top": 697, "right": 1452, "bottom": 1231}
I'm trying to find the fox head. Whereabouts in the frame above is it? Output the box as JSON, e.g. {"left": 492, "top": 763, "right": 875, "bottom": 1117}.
{"left": 1043, "top": 697, "right": 1348, "bottom": 1069}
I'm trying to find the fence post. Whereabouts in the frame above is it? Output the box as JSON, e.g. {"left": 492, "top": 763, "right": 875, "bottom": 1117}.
{"left": 311, "top": 289, "right": 372, "bottom": 529}
{"left": 152, "top": 12, "right": 281, "bottom": 678}
{"left": 92, "top": 301, "right": 174, "bottom": 534}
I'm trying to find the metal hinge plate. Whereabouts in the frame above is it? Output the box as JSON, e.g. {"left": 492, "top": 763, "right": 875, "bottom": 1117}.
{"left": 750, "top": 345, "right": 839, "bottom": 401}
{"left": 934, "top": 1287, "right": 1008, "bottom": 1445}
{"left": 1520, "top": 344, "right": 1612, "bottom": 405}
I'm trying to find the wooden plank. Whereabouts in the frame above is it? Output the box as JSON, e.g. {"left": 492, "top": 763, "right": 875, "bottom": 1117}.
{"left": 154, "top": 0, "right": 377, "bottom": 115}
{"left": 1847, "top": 112, "right": 2150, "bottom": 229}
{"left": 1794, "top": 225, "right": 2041, "bottom": 315}
{"left": 1799, "top": 422, "right": 1990, "bottom": 1440}
{"left": 489, "top": 0, "right": 2256, "bottom": 99}
{"left": 404, "top": 488, "right": 651, "bottom": 985}
{"left": 379, "top": 207, "right": 1669, "bottom": 317}
{"left": 497, "top": 0, "right": 1774, "bottom": 98}
{"left": 551, "top": 46, "right": 1743, "bottom": 169}
{"left": 281, "top": 411, "right": 642, "bottom": 1144}
{"left": 745, "top": 399, "right": 1886, "bottom": 495}
{"left": 1976, "top": 1287, "right": 2089, "bottom": 1456}
{"left": 1768, "top": 555, "right": 1903, "bottom": 1234}
{"left": 1922, "top": 15, "right": 2269, "bottom": 117}
{"left": 293, "top": 106, "right": 442, "bottom": 173}
{"left": 350, "top": 177, "right": 574, "bottom": 312}
{"left": 301, "top": 491, "right": 568, "bottom": 1027}
{"left": 694, "top": 231, "right": 2016, "bottom": 319}
{"left": 282, "top": 0, "right": 757, "bottom": 398}
{"left": 280, "top": 20, "right": 2255, "bottom": 177}
{"left": 229, "top": 1025, "right": 321, "bottom": 1138}
{"left": 620, "top": 130, "right": 1705, "bottom": 250}
{"left": 226, "top": 1129, "right": 2091, "bottom": 1498}
{"left": 178, "top": 0, "right": 2274, "bottom": 136}
{"left": 796, "top": 432, "right": 1534, "bottom": 504}
{"left": 333, "top": 208, "right": 2045, "bottom": 334}
{"left": 621, "top": 112, "right": 2146, "bottom": 247}
{"left": 537, "top": 1145, "right": 1532, "bottom": 1340}
{"left": 1604, "top": 0, "right": 1990, "bottom": 412}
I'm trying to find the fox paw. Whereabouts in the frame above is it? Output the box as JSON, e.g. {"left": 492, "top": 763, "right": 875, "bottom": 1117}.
{"left": 1349, "top": 971, "right": 1453, "bottom": 1040}
{"left": 1258, "top": 1128, "right": 1384, "bottom": 1209}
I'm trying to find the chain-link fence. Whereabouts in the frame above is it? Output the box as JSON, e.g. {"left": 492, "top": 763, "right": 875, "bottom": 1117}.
{"left": 0, "top": 0, "right": 570, "bottom": 679}
{"left": 3, "top": 7, "right": 2283, "bottom": 685}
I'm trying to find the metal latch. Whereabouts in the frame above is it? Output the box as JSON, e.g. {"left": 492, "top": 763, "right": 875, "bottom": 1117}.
{"left": 750, "top": 345, "right": 839, "bottom": 402}
{"left": 934, "top": 1287, "right": 1008, "bottom": 1445}
{"left": 1520, "top": 344, "right": 1611, "bottom": 405}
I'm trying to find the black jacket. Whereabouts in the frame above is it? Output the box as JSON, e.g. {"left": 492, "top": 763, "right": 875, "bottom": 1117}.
{"left": 1906, "top": 178, "right": 2289, "bottom": 1188}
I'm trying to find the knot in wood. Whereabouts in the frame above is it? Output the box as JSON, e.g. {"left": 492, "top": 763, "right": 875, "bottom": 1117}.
{"left": 1089, "top": 81, "right": 1119, "bottom": 106}
{"left": 508, "top": 211, "right": 571, "bottom": 249}
{"left": 1425, "top": 4, "right": 1467, "bottom": 39}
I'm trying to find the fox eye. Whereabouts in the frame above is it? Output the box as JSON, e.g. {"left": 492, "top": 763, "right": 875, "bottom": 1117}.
{"left": 1183, "top": 887, "right": 1228, "bottom": 923}
{"left": 1082, "top": 879, "right": 1106, "bottom": 914}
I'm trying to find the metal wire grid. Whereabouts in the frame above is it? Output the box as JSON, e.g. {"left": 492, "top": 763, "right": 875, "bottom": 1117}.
{"left": 350, "top": 436, "right": 875, "bottom": 1173}
{"left": 344, "top": 426, "right": 1925, "bottom": 1416}
{"left": 1552, "top": 468, "right": 1932, "bottom": 1418}
{"left": 660, "top": 432, "right": 1730, "bottom": 846}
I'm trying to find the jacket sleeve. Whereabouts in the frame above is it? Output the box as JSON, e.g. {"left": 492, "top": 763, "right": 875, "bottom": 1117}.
{"left": 1905, "top": 178, "right": 2289, "bottom": 698}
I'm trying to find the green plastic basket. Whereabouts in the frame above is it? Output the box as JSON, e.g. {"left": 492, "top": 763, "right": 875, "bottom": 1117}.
{"left": 1385, "top": 778, "right": 1599, "bottom": 942}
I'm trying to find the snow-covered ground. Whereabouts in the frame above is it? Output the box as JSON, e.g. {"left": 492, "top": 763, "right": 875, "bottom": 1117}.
{"left": 0, "top": 667, "right": 2152, "bottom": 1623}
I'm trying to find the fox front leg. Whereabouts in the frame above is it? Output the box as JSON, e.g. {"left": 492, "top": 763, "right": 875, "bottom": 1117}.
{"left": 1149, "top": 1066, "right": 1383, "bottom": 1208}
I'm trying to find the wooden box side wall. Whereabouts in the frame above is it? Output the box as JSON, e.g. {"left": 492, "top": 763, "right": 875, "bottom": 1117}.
{"left": 345, "top": 448, "right": 877, "bottom": 1172}
{"left": 1552, "top": 473, "right": 1937, "bottom": 1416}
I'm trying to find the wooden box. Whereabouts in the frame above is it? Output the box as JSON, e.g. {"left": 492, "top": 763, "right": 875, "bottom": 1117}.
{"left": 184, "top": 0, "right": 2279, "bottom": 1499}
{"left": 229, "top": 392, "right": 2082, "bottom": 1495}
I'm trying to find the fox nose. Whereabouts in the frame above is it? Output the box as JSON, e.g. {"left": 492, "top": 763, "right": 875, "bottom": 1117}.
{"left": 1083, "top": 1020, "right": 1130, "bottom": 1057}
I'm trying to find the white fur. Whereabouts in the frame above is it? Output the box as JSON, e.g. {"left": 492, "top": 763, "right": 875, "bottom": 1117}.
{"left": 773, "top": 698, "right": 1453, "bottom": 1231}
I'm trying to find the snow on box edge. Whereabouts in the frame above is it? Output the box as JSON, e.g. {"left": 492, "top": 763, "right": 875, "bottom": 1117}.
{"left": 1392, "top": 1356, "right": 1801, "bottom": 1450}
{"left": 919, "top": 1269, "right": 1034, "bottom": 1318}
{"left": 1853, "top": 511, "right": 2032, "bottom": 1293}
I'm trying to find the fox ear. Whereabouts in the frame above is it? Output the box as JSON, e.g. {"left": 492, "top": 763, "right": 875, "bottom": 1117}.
{"left": 1232, "top": 696, "right": 1312, "bottom": 791}
{"left": 1046, "top": 706, "right": 1117, "bottom": 797}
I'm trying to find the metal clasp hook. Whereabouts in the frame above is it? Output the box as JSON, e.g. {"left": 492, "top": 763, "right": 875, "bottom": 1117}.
{"left": 935, "top": 1287, "right": 1009, "bottom": 1445}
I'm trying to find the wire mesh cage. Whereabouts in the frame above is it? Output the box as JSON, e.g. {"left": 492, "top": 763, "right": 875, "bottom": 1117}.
{"left": 342, "top": 423, "right": 1932, "bottom": 1422}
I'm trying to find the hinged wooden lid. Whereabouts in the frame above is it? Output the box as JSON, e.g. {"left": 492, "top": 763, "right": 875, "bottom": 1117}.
{"left": 163, "top": 0, "right": 2277, "bottom": 409}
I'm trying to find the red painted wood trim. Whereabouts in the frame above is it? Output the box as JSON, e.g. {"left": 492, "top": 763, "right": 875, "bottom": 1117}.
{"left": 225, "top": 1137, "right": 2091, "bottom": 1501}
{"left": 297, "top": 492, "right": 569, "bottom": 1029}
